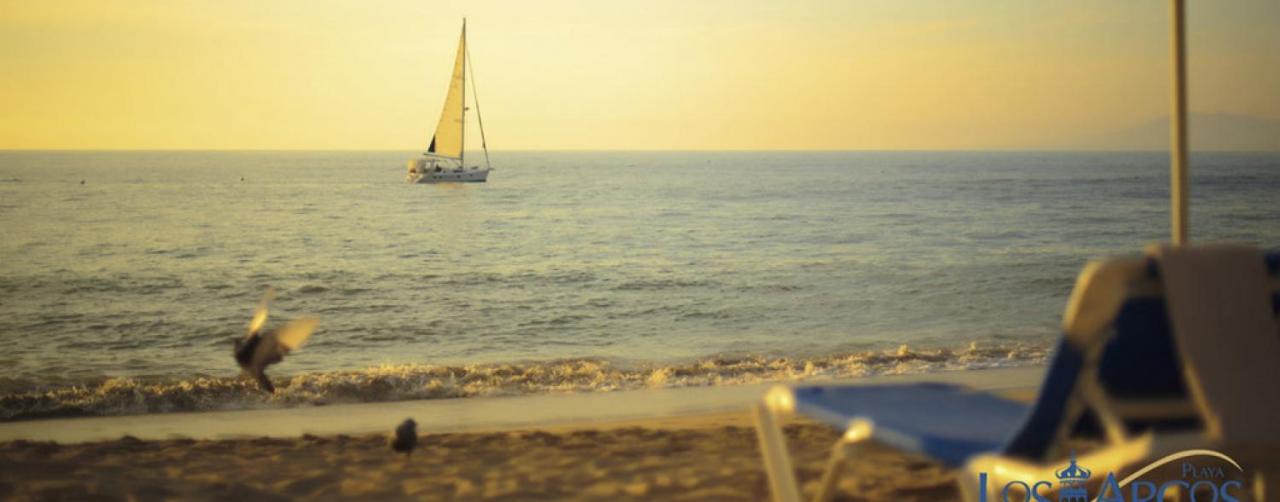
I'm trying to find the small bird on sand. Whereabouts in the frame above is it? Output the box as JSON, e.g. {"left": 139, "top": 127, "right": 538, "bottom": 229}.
{"left": 389, "top": 418, "right": 418, "bottom": 457}
{"left": 234, "top": 288, "right": 319, "bottom": 393}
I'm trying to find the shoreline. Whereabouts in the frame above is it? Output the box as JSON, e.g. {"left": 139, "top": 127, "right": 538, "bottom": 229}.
{"left": 0, "top": 340, "right": 1054, "bottom": 423}
{"left": 0, "top": 365, "right": 1043, "bottom": 444}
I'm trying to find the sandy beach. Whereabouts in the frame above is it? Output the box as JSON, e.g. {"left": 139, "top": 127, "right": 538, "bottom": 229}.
{"left": 0, "top": 367, "right": 1048, "bottom": 500}
{"left": 0, "top": 413, "right": 960, "bottom": 501}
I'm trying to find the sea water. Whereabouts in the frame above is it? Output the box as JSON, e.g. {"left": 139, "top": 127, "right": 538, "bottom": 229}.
{"left": 0, "top": 150, "right": 1276, "bottom": 419}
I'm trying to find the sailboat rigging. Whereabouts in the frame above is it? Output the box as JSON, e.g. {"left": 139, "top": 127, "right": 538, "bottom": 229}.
{"left": 407, "top": 19, "right": 492, "bottom": 183}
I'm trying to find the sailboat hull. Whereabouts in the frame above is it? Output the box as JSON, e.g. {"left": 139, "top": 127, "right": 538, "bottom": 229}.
{"left": 407, "top": 168, "right": 490, "bottom": 184}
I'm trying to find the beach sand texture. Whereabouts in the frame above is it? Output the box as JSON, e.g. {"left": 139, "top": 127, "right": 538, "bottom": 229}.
{"left": 0, "top": 368, "right": 1048, "bottom": 500}
{"left": 0, "top": 415, "right": 957, "bottom": 501}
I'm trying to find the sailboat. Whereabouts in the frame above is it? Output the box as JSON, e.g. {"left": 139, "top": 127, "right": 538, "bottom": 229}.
{"left": 407, "top": 19, "right": 492, "bottom": 184}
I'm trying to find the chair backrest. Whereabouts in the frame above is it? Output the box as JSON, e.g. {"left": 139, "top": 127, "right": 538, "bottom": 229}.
{"left": 1154, "top": 244, "right": 1280, "bottom": 451}
{"left": 1001, "top": 246, "right": 1279, "bottom": 460}
{"left": 1000, "top": 337, "right": 1085, "bottom": 459}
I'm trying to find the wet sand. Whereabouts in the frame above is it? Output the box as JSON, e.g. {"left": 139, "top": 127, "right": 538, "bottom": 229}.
{"left": 0, "top": 413, "right": 959, "bottom": 501}
{"left": 0, "top": 366, "right": 1046, "bottom": 444}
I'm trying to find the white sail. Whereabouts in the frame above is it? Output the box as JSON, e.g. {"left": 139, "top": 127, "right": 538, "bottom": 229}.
{"left": 427, "top": 26, "right": 466, "bottom": 160}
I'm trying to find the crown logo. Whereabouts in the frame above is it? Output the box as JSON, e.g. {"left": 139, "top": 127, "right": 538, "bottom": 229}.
{"left": 1056, "top": 451, "right": 1092, "bottom": 481}
{"left": 1055, "top": 451, "right": 1092, "bottom": 502}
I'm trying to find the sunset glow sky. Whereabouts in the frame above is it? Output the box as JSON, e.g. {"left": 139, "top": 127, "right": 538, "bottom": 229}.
{"left": 2, "top": 0, "right": 1278, "bottom": 150}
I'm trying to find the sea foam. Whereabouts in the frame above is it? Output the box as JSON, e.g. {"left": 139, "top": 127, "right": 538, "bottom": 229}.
{"left": 0, "top": 341, "right": 1050, "bottom": 421}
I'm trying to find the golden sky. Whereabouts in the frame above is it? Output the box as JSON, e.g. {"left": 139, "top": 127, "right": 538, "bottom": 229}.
{"left": 2, "top": 0, "right": 1277, "bottom": 150}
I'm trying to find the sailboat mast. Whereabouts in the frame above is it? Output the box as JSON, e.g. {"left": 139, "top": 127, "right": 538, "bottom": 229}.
{"left": 459, "top": 18, "right": 467, "bottom": 169}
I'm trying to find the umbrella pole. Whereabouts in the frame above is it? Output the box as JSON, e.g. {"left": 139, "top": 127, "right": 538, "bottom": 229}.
{"left": 1170, "top": 0, "right": 1189, "bottom": 246}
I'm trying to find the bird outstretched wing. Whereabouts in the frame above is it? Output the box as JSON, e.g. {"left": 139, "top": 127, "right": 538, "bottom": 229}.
{"left": 274, "top": 317, "right": 319, "bottom": 351}
{"left": 247, "top": 287, "right": 276, "bottom": 337}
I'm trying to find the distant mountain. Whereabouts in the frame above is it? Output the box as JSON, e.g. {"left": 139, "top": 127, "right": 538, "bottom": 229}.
{"left": 1058, "top": 113, "right": 1280, "bottom": 151}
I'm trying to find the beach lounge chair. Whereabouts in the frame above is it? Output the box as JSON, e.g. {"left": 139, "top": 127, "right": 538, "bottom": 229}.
{"left": 753, "top": 244, "right": 1280, "bottom": 502}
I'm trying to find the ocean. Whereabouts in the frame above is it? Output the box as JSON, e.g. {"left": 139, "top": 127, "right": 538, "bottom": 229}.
{"left": 1, "top": 150, "right": 1276, "bottom": 420}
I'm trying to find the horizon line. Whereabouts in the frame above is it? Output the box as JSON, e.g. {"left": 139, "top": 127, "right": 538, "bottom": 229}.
{"left": 1, "top": 148, "right": 1279, "bottom": 154}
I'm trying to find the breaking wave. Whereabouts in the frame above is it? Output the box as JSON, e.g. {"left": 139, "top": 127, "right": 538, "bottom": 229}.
{"left": 0, "top": 341, "right": 1050, "bottom": 421}
{"left": 0, "top": 340, "right": 1049, "bottom": 420}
